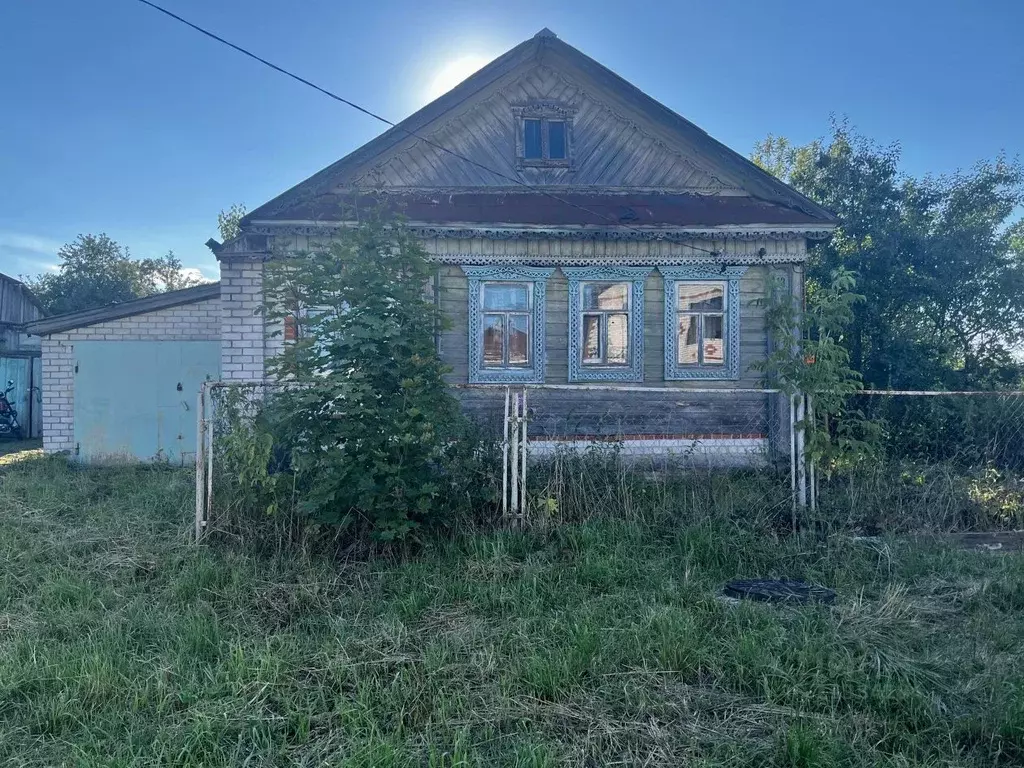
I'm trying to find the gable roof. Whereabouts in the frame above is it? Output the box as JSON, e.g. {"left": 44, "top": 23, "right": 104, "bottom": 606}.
{"left": 246, "top": 29, "right": 836, "bottom": 228}
{"left": 25, "top": 283, "right": 220, "bottom": 336}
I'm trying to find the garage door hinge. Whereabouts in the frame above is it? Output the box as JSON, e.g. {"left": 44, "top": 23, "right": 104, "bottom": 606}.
{"left": 75, "top": 443, "right": 80, "bottom": 456}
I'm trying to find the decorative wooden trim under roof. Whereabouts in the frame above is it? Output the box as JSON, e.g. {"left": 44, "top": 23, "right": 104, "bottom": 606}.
{"left": 245, "top": 221, "right": 833, "bottom": 242}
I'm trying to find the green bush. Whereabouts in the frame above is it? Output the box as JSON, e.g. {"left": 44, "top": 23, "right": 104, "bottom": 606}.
{"left": 216, "top": 211, "right": 499, "bottom": 542}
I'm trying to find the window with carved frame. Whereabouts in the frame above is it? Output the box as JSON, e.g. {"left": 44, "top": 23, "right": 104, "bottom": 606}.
{"left": 660, "top": 266, "right": 747, "bottom": 380}
{"left": 513, "top": 103, "right": 575, "bottom": 168}
{"left": 564, "top": 267, "right": 650, "bottom": 382}
{"left": 462, "top": 266, "right": 553, "bottom": 384}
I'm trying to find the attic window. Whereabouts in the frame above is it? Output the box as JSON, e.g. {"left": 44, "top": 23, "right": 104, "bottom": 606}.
{"left": 514, "top": 104, "right": 574, "bottom": 168}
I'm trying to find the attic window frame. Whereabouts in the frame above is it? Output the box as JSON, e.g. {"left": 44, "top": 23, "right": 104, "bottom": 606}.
{"left": 512, "top": 103, "right": 576, "bottom": 169}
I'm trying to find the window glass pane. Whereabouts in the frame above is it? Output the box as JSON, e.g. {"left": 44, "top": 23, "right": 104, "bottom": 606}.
{"left": 482, "top": 314, "right": 504, "bottom": 366}
{"left": 703, "top": 314, "right": 725, "bottom": 365}
{"left": 677, "top": 315, "right": 699, "bottom": 364}
{"left": 524, "top": 119, "right": 542, "bottom": 159}
{"left": 483, "top": 283, "right": 529, "bottom": 310}
{"left": 582, "top": 282, "right": 628, "bottom": 311}
{"left": 508, "top": 314, "right": 530, "bottom": 365}
{"left": 548, "top": 120, "right": 566, "bottom": 159}
{"left": 677, "top": 282, "right": 724, "bottom": 312}
{"left": 606, "top": 313, "right": 629, "bottom": 364}
{"left": 582, "top": 315, "right": 601, "bottom": 363}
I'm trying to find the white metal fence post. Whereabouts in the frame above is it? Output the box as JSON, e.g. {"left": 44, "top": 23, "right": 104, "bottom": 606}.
{"left": 501, "top": 387, "right": 510, "bottom": 519}
{"left": 790, "top": 393, "right": 798, "bottom": 518}
{"left": 194, "top": 385, "right": 206, "bottom": 542}
{"left": 795, "top": 392, "right": 807, "bottom": 512}
{"left": 807, "top": 394, "right": 817, "bottom": 513}
{"left": 509, "top": 391, "right": 520, "bottom": 521}
{"left": 521, "top": 387, "right": 528, "bottom": 526}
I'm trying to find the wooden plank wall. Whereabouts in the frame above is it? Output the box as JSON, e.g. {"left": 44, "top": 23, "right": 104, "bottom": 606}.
{"left": 456, "top": 387, "right": 771, "bottom": 440}
{"left": 353, "top": 64, "right": 739, "bottom": 192}
{"left": 0, "top": 275, "right": 42, "bottom": 326}
{"left": 438, "top": 264, "right": 780, "bottom": 389}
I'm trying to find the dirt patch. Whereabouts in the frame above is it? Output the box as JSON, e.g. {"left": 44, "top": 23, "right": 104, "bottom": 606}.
{"left": 0, "top": 439, "right": 43, "bottom": 465}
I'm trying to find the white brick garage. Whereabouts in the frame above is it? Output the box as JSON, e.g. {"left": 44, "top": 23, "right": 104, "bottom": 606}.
{"left": 26, "top": 284, "right": 221, "bottom": 462}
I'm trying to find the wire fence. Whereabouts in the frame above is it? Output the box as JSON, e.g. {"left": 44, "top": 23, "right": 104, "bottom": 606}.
{"left": 844, "top": 390, "right": 1024, "bottom": 471}
{"left": 194, "top": 382, "right": 796, "bottom": 538}
{"left": 193, "top": 382, "right": 1024, "bottom": 539}
{"left": 456, "top": 384, "right": 788, "bottom": 466}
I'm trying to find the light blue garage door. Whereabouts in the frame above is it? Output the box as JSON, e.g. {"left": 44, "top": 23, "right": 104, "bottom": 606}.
{"left": 73, "top": 341, "right": 220, "bottom": 463}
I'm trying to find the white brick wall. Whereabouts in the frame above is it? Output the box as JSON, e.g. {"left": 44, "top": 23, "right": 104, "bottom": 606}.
{"left": 220, "top": 261, "right": 278, "bottom": 380}
{"left": 41, "top": 298, "right": 221, "bottom": 453}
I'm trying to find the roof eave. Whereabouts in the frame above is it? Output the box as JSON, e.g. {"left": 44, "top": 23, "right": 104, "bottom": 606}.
{"left": 245, "top": 218, "right": 836, "bottom": 240}
{"left": 25, "top": 283, "right": 221, "bottom": 336}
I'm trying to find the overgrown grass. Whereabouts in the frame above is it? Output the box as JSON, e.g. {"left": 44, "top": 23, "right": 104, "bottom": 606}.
{"left": 1, "top": 456, "right": 1023, "bottom": 766}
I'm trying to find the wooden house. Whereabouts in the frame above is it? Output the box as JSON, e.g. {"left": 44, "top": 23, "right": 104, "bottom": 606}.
{"left": 33, "top": 29, "right": 837, "bottom": 462}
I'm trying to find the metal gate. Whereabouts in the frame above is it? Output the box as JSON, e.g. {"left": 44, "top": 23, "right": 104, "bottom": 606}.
{"left": 74, "top": 340, "right": 220, "bottom": 463}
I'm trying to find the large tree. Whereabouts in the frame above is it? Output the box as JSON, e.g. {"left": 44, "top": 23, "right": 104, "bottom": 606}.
{"left": 753, "top": 123, "right": 1024, "bottom": 389}
{"left": 27, "top": 233, "right": 202, "bottom": 316}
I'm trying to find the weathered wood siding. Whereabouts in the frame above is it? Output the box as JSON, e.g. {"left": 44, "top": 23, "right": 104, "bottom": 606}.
{"left": 352, "top": 64, "right": 741, "bottom": 193}
{"left": 456, "top": 386, "right": 773, "bottom": 440}
{"left": 265, "top": 233, "right": 801, "bottom": 447}
{"left": 438, "top": 263, "right": 782, "bottom": 389}
{"left": 0, "top": 274, "right": 43, "bottom": 351}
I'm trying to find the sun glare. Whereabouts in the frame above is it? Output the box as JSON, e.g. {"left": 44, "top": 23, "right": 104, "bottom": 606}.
{"left": 426, "top": 55, "right": 491, "bottom": 102}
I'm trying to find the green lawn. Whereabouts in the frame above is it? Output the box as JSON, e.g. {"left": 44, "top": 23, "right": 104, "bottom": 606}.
{"left": 0, "top": 457, "right": 1022, "bottom": 767}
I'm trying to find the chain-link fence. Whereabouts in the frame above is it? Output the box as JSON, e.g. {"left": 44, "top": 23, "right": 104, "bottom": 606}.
{"left": 456, "top": 385, "right": 788, "bottom": 467}
{"left": 845, "top": 390, "right": 1024, "bottom": 471}
{"left": 194, "top": 382, "right": 797, "bottom": 538}
{"left": 194, "top": 381, "right": 1024, "bottom": 539}
{"left": 817, "top": 390, "right": 1024, "bottom": 532}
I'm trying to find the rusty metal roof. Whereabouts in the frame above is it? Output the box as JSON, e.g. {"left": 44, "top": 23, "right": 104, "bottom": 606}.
{"left": 253, "top": 191, "right": 829, "bottom": 229}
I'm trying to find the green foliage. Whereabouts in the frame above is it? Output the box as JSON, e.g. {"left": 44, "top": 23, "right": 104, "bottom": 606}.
{"left": 755, "top": 268, "right": 877, "bottom": 470}
{"left": 753, "top": 121, "right": 1024, "bottom": 389}
{"left": 217, "top": 203, "right": 247, "bottom": 242}
{"left": 850, "top": 393, "right": 1024, "bottom": 473}
{"left": 26, "top": 233, "right": 202, "bottom": 315}
{"left": 213, "top": 385, "right": 293, "bottom": 521}
{"left": 253, "top": 211, "right": 497, "bottom": 540}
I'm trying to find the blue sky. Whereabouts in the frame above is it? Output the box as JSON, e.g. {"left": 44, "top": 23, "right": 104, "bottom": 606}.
{"left": 2, "top": 0, "right": 1022, "bottom": 281}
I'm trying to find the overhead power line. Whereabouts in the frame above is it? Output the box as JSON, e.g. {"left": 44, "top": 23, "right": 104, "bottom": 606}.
{"left": 132, "top": 0, "right": 721, "bottom": 256}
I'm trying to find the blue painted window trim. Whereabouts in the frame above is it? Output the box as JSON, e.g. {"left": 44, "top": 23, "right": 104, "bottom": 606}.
{"left": 564, "top": 266, "right": 651, "bottom": 382}
{"left": 462, "top": 265, "right": 554, "bottom": 384}
{"left": 660, "top": 265, "right": 748, "bottom": 380}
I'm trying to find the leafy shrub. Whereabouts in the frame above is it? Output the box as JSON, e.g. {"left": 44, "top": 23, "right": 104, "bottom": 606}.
{"left": 217, "top": 211, "right": 499, "bottom": 542}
